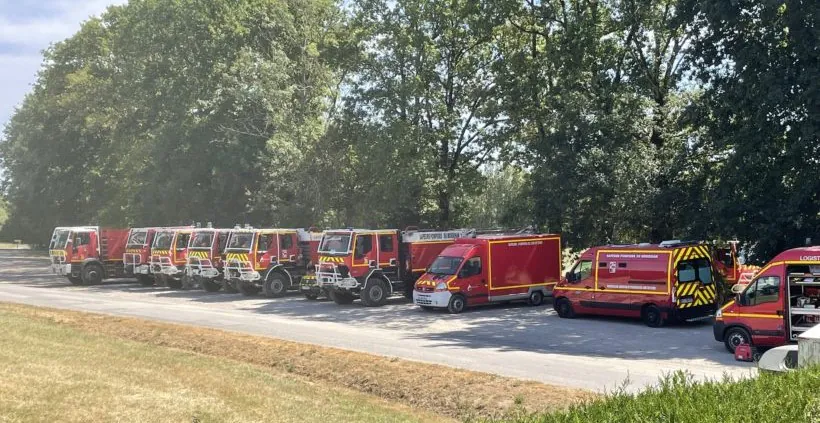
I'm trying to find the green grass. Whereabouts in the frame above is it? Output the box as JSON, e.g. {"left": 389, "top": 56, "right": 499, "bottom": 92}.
{"left": 0, "top": 309, "right": 448, "bottom": 423}
{"left": 503, "top": 369, "right": 820, "bottom": 423}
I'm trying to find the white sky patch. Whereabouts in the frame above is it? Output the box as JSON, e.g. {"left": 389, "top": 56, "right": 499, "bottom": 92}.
{"left": 0, "top": 0, "right": 126, "bottom": 131}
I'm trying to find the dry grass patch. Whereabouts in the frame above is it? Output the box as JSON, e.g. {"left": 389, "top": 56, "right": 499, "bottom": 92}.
{"left": 0, "top": 303, "right": 595, "bottom": 420}
{"left": 0, "top": 306, "right": 448, "bottom": 423}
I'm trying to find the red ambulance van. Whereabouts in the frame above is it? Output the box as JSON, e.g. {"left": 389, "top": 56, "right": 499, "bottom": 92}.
{"left": 714, "top": 246, "right": 820, "bottom": 353}
{"left": 553, "top": 241, "right": 718, "bottom": 327}
{"left": 413, "top": 234, "right": 562, "bottom": 313}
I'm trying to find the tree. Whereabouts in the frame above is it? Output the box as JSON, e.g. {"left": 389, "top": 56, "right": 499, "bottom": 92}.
{"left": 684, "top": 0, "right": 820, "bottom": 260}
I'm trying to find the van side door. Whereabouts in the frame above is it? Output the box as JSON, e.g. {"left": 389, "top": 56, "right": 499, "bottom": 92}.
{"left": 457, "top": 252, "right": 488, "bottom": 304}
{"left": 564, "top": 259, "right": 595, "bottom": 310}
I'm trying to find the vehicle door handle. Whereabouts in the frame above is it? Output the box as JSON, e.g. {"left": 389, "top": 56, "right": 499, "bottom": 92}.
{"left": 776, "top": 310, "right": 784, "bottom": 316}
{"left": 599, "top": 286, "right": 606, "bottom": 290}
{"left": 584, "top": 286, "right": 591, "bottom": 289}
{"left": 481, "top": 280, "right": 487, "bottom": 286}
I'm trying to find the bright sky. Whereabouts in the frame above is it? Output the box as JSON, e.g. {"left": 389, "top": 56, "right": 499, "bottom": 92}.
{"left": 0, "top": 0, "right": 125, "bottom": 131}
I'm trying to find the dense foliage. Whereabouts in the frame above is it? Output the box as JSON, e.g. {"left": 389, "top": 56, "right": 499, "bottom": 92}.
{"left": 0, "top": 0, "right": 817, "bottom": 260}
{"left": 504, "top": 367, "right": 820, "bottom": 423}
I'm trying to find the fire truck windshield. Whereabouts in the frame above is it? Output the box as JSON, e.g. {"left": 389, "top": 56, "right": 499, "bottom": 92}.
{"left": 191, "top": 232, "right": 214, "bottom": 248}
{"left": 227, "top": 232, "right": 254, "bottom": 250}
{"left": 127, "top": 230, "right": 148, "bottom": 247}
{"left": 153, "top": 232, "right": 173, "bottom": 249}
{"left": 428, "top": 256, "right": 464, "bottom": 275}
{"left": 319, "top": 233, "right": 351, "bottom": 254}
{"left": 50, "top": 230, "right": 71, "bottom": 249}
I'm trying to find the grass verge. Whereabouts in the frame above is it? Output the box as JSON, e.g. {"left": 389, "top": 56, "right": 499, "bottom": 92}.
{"left": 503, "top": 368, "right": 820, "bottom": 423}
{"left": 0, "top": 303, "right": 594, "bottom": 421}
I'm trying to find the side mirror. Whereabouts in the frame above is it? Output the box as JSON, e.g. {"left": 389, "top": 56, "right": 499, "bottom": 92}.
{"left": 458, "top": 269, "right": 468, "bottom": 279}
{"left": 565, "top": 272, "right": 575, "bottom": 282}
{"left": 736, "top": 293, "right": 745, "bottom": 306}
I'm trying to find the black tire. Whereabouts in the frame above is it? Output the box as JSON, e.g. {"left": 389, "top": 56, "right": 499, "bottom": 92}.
{"left": 642, "top": 304, "right": 665, "bottom": 328}
{"left": 403, "top": 283, "right": 414, "bottom": 299}
{"left": 166, "top": 277, "right": 183, "bottom": 289}
{"left": 263, "top": 273, "right": 288, "bottom": 298}
{"left": 329, "top": 290, "right": 354, "bottom": 305}
{"left": 361, "top": 278, "right": 388, "bottom": 307}
{"left": 447, "top": 294, "right": 466, "bottom": 314}
{"left": 724, "top": 327, "right": 752, "bottom": 353}
{"left": 180, "top": 273, "right": 194, "bottom": 290}
{"left": 529, "top": 290, "right": 544, "bottom": 306}
{"left": 222, "top": 279, "right": 239, "bottom": 294}
{"left": 68, "top": 276, "right": 83, "bottom": 286}
{"left": 304, "top": 293, "right": 319, "bottom": 300}
{"left": 81, "top": 263, "right": 104, "bottom": 285}
{"left": 555, "top": 298, "right": 575, "bottom": 318}
{"left": 137, "top": 274, "right": 154, "bottom": 287}
{"left": 238, "top": 281, "right": 260, "bottom": 296}
{"left": 202, "top": 278, "right": 222, "bottom": 292}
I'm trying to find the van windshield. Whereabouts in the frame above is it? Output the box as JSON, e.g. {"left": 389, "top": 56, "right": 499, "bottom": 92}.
{"left": 428, "top": 256, "right": 463, "bottom": 275}
{"left": 677, "top": 258, "right": 713, "bottom": 284}
{"left": 50, "top": 230, "right": 71, "bottom": 249}
{"left": 152, "top": 232, "right": 173, "bottom": 249}
{"left": 127, "top": 230, "right": 148, "bottom": 247}
{"left": 319, "top": 233, "right": 351, "bottom": 254}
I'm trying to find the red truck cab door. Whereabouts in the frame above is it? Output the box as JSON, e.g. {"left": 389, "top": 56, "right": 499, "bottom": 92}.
{"left": 563, "top": 259, "right": 595, "bottom": 310}
{"left": 353, "top": 234, "right": 377, "bottom": 270}
{"left": 376, "top": 233, "right": 399, "bottom": 269}
{"left": 279, "top": 232, "right": 297, "bottom": 263}
{"left": 72, "top": 231, "right": 95, "bottom": 261}
{"left": 173, "top": 232, "right": 190, "bottom": 264}
{"left": 736, "top": 272, "right": 787, "bottom": 346}
{"left": 454, "top": 253, "right": 487, "bottom": 304}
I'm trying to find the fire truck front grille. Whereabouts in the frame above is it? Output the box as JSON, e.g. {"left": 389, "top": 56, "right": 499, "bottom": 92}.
{"left": 414, "top": 296, "right": 433, "bottom": 305}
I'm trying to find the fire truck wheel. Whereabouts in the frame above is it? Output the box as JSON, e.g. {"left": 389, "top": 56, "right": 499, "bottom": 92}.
{"left": 81, "top": 264, "right": 103, "bottom": 285}
{"left": 68, "top": 276, "right": 83, "bottom": 285}
{"left": 304, "top": 293, "right": 319, "bottom": 300}
{"left": 202, "top": 278, "right": 222, "bottom": 292}
{"left": 724, "top": 327, "right": 752, "bottom": 353}
{"left": 329, "top": 290, "right": 354, "bottom": 305}
{"left": 641, "top": 305, "right": 665, "bottom": 328}
{"left": 361, "top": 278, "right": 388, "bottom": 307}
{"left": 238, "top": 281, "right": 260, "bottom": 296}
{"left": 137, "top": 275, "right": 154, "bottom": 287}
{"left": 221, "top": 279, "right": 238, "bottom": 293}
{"left": 528, "top": 290, "right": 544, "bottom": 306}
{"left": 447, "top": 294, "right": 466, "bottom": 314}
{"left": 555, "top": 298, "right": 575, "bottom": 318}
{"left": 263, "top": 274, "right": 288, "bottom": 298}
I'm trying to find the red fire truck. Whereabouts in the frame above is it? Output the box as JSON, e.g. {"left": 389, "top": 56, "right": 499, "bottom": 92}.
{"left": 312, "top": 228, "right": 473, "bottom": 306}
{"left": 711, "top": 241, "right": 760, "bottom": 302}
{"left": 149, "top": 227, "right": 193, "bottom": 289}
{"left": 223, "top": 227, "right": 322, "bottom": 297}
{"left": 714, "top": 246, "right": 820, "bottom": 353}
{"left": 413, "top": 234, "right": 562, "bottom": 313}
{"left": 184, "top": 227, "right": 231, "bottom": 291}
{"left": 123, "top": 226, "right": 193, "bottom": 286}
{"left": 48, "top": 226, "right": 129, "bottom": 285}
{"left": 553, "top": 241, "right": 718, "bottom": 327}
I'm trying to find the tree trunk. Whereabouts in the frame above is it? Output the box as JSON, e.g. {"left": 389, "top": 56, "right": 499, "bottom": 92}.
{"left": 438, "top": 189, "right": 450, "bottom": 228}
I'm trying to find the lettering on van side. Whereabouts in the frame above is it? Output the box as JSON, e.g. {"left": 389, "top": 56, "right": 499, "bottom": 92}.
{"left": 799, "top": 255, "right": 820, "bottom": 261}
{"left": 606, "top": 284, "right": 658, "bottom": 291}
{"left": 418, "top": 232, "right": 461, "bottom": 240}
{"left": 603, "top": 253, "right": 659, "bottom": 259}
{"left": 508, "top": 241, "right": 543, "bottom": 247}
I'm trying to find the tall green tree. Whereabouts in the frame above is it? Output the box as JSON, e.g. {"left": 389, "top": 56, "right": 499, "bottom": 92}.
{"left": 683, "top": 0, "right": 820, "bottom": 260}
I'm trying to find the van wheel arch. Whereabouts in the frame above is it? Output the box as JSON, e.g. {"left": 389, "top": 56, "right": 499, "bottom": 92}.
{"left": 641, "top": 304, "right": 665, "bottom": 327}
{"left": 723, "top": 325, "right": 753, "bottom": 353}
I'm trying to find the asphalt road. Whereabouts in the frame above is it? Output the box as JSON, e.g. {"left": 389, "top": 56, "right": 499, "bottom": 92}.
{"left": 0, "top": 251, "right": 755, "bottom": 393}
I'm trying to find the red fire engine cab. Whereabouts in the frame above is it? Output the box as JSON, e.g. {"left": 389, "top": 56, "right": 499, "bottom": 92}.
{"left": 313, "top": 228, "right": 473, "bottom": 306}
{"left": 223, "top": 227, "right": 322, "bottom": 297}
{"left": 149, "top": 227, "right": 193, "bottom": 289}
{"left": 413, "top": 233, "right": 562, "bottom": 313}
{"left": 184, "top": 227, "right": 231, "bottom": 291}
{"left": 123, "top": 226, "right": 192, "bottom": 286}
{"left": 553, "top": 241, "right": 718, "bottom": 327}
{"left": 714, "top": 246, "right": 820, "bottom": 353}
{"left": 48, "top": 226, "right": 129, "bottom": 285}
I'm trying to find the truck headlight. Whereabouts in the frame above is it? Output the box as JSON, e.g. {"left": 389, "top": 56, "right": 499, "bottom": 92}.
{"left": 435, "top": 282, "right": 448, "bottom": 292}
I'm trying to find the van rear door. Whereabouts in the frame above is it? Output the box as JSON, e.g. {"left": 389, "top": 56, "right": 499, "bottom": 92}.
{"left": 674, "top": 247, "right": 717, "bottom": 310}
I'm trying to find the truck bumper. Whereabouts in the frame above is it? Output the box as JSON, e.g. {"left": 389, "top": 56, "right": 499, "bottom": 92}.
{"left": 413, "top": 290, "right": 451, "bottom": 308}
{"left": 51, "top": 263, "right": 71, "bottom": 276}
{"left": 672, "top": 304, "right": 716, "bottom": 321}
{"left": 127, "top": 264, "right": 150, "bottom": 275}
{"left": 713, "top": 320, "right": 726, "bottom": 342}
